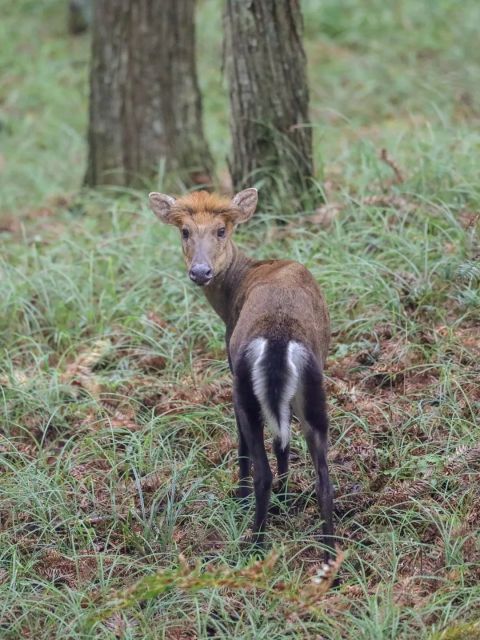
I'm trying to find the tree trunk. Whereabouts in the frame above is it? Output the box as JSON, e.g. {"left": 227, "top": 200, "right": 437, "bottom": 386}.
{"left": 85, "top": 0, "right": 213, "bottom": 189}
{"left": 224, "top": 0, "right": 314, "bottom": 210}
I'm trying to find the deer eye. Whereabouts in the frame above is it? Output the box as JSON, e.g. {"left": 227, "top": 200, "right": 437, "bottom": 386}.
{"left": 181, "top": 228, "right": 189, "bottom": 240}
{"left": 217, "top": 227, "right": 226, "bottom": 238}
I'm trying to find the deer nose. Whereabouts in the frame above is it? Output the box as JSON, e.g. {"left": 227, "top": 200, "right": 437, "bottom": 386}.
{"left": 189, "top": 263, "right": 213, "bottom": 285}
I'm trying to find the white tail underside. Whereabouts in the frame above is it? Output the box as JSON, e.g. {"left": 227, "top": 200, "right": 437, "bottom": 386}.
{"left": 246, "top": 337, "right": 308, "bottom": 450}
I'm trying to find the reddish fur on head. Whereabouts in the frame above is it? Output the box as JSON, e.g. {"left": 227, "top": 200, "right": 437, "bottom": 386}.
{"left": 173, "top": 191, "right": 235, "bottom": 220}
{"left": 148, "top": 188, "right": 258, "bottom": 285}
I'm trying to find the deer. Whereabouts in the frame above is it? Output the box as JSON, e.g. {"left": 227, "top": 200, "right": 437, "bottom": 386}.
{"left": 148, "top": 188, "right": 335, "bottom": 559}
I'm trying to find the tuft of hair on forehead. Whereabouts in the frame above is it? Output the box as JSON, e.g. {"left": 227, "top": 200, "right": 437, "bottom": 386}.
{"left": 174, "top": 191, "right": 234, "bottom": 217}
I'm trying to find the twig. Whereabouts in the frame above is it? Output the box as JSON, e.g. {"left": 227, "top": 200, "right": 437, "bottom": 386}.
{"left": 380, "top": 148, "right": 405, "bottom": 184}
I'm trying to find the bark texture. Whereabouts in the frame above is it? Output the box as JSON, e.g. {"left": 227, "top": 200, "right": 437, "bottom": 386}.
{"left": 224, "top": 0, "right": 313, "bottom": 208}
{"left": 85, "top": 0, "right": 213, "bottom": 188}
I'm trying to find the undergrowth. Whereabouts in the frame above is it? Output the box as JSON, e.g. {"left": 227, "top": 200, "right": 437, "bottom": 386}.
{"left": 0, "top": 0, "right": 479, "bottom": 638}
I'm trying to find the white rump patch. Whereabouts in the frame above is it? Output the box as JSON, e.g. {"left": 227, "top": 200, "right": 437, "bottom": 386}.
{"left": 246, "top": 338, "right": 308, "bottom": 450}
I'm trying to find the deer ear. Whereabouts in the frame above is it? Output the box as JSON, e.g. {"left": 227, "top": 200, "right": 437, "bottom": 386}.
{"left": 231, "top": 188, "right": 258, "bottom": 224}
{"left": 149, "top": 192, "right": 176, "bottom": 223}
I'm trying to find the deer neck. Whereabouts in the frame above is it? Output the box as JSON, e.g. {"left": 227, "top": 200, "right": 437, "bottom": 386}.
{"left": 203, "top": 241, "right": 252, "bottom": 329}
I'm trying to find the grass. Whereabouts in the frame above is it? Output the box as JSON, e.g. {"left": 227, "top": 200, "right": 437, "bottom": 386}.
{"left": 0, "top": 0, "right": 479, "bottom": 638}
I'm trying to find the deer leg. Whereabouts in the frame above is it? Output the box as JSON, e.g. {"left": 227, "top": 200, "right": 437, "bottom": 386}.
{"left": 233, "top": 400, "right": 251, "bottom": 502}
{"left": 300, "top": 361, "right": 335, "bottom": 561}
{"left": 304, "top": 429, "right": 334, "bottom": 559}
{"left": 233, "top": 370, "right": 272, "bottom": 548}
{"left": 273, "top": 436, "right": 290, "bottom": 500}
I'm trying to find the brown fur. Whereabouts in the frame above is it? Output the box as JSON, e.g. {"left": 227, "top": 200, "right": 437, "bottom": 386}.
{"left": 153, "top": 190, "right": 330, "bottom": 366}
{"left": 227, "top": 260, "right": 330, "bottom": 366}
{"left": 168, "top": 191, "right": 241, "bottom": 277}
{"left": 149, "top": 188, "right": 334, "bottom": 556}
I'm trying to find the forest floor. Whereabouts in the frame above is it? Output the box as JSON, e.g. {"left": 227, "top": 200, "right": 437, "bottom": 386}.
{"left": 1, "top": 0, "right": 479, "bottom": 638}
